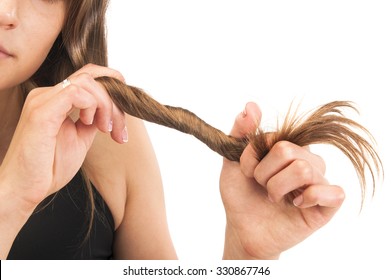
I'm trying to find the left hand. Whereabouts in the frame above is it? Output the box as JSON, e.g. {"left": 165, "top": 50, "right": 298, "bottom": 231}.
{"left": 220, "top": 102, "right": 345, "bottom": 259}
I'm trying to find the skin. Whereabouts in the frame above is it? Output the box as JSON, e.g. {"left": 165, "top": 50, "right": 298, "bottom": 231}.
{"left": 0, "top": 0, "right": 345, "bottom": 260}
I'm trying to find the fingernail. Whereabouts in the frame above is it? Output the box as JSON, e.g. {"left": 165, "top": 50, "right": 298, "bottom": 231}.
{"left": 268, "top": 194, "right": 274, "bottom": 203}
{"left": 293, "top": 195, "right": 304, "bottom": 207}
{"left": 241, "top": 106, "right": 247, "bottom": 118}
{"left": 108, "top": 120, "right": 113, "bottom": 132}
{"left": 122, "top": 126, "right": 129, "bottom": 143}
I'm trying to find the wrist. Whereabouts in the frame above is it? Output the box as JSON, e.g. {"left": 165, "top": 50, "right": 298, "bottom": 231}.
{"left": 0, "top": 162, "right": 46, "bottom": 210}
{"left": 0, "top": 171, "right": 38, "bottom": 216}
{"left": 0, "top": 180, "right": 36, "bottom": 259}
{"left": 223, "top": 223, "right": 280, "bottom": 260}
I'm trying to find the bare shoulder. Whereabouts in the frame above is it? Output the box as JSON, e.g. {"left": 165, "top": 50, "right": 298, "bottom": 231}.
{"left": 83, "top": 115, "right": 160, "bottom": 230}
{"left": 84, "top": 114, "right": 176, "bottom": 259}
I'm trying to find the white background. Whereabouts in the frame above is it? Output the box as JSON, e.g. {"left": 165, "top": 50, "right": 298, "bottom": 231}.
{"left": 105, "top": 0, "right": 391, "bottom": 278}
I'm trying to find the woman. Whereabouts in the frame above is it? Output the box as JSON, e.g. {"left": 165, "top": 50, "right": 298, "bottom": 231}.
{"left": 0, "top": 0, "right": 344, "bottom": 259}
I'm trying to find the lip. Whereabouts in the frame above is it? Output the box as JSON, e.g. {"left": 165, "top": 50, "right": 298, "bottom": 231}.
{"left": 0, "top": 44, "right": 13, "bottom": 58}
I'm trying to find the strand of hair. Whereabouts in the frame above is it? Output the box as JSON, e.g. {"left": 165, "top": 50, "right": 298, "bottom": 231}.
{"left": 96, "top": 76, "right": 383, "bottom": 204}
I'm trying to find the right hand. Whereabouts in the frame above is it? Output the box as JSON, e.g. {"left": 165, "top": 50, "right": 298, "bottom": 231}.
{"left": 220, "top": 103, "right": 345, "bottom": 259}
{"left": 0, "top": 64, "right": 126, "bottom": 210}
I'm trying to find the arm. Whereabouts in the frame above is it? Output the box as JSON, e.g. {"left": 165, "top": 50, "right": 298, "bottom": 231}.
{"left": 84, "top": 115, "right": 177, "bottom": 259}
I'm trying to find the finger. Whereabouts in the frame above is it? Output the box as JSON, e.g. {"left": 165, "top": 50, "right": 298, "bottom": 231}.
{"left": 240, "top": 144, "right": 260, "bottom": 178}
{"left": 58, "top": 77, "right": 98, "bottom": 126}
{"left": 240, "top": 132, "right": 275, "bottom": 178}
{"left": 266, "top": 159, "right": 328, "bottom": 202}
{"left": 229, "top": 102, "right": 262, "bottom": 138}
{"left": 24, "top": 86, "right": 59, "bottom": 109}
{"left": 253, "top": 141, "right": 326, "bottom": 187}
{"left": 74, "top": 119, "right": 99, "bottom": 149}
{"left": 224, "top": 102, "right": 261, "bottom": 169}
{"left": 44, "top": 83, "right": 98, "bottom": 126}
{"left": 65, "top": 73, "right": 113, "bottom": 133}
{"left": 109, "top": 103, "right": 127, "bottom": 144}
{"left": 293, "top": 184, "right": 345, "bottom": 210}
{"left": 62, "top": 72, "right": 127, "bottom": 143}
{"left": 71, "top": 63, "right": 126, "bottom": 82}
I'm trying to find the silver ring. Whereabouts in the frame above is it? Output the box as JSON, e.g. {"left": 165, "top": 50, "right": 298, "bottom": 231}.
{"left": 62, "top": 78, "right": 71, "bottom": 89}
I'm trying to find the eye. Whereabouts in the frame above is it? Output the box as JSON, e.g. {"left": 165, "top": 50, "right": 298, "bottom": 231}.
{"left": 32, "top": 0, "right": 62, "bottom": 7}
{"left": 40, "top": 0, "right": 60, "bottom": 4}
{"left": 30, "top": 0, "right": 64, "bottom": 14}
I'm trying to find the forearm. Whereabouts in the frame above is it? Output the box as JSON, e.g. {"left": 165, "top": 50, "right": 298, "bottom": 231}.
{"left": 0, "top": 182, "right": 35, "bottom": 259}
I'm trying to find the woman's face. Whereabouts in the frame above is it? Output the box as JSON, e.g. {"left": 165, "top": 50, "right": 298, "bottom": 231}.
{"left": 0, "top": 0, "right": 66, "bottom": 93}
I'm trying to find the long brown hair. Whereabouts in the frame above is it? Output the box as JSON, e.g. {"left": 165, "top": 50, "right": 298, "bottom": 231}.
{"left": 21, "top": 0, "right": 110, "bottom": 241}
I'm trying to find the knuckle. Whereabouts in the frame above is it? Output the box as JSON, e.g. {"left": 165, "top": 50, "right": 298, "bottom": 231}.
{"left": 25, "top": 88, "right": 45, "bottom": 106}
{"left": 271, "top": 141, "right": 295, "bottom": 161}
{"left": 83, "top": 63, "right": 96, "bottom": 70}
{"left": 24, "top": 94, "right": 37, "bottom": 108}
{"left": 293, "top": 159, "right": 313, "bottom": 182}
{"left": 24, "top": 90, "right": 44, "bottom": 111}
{"left": 99, "top": 94, "right": 113, "bottom": 113}
{"left": 26, "top": 88, "right": 40, "bottom": 99}
{"left": 77, "top": 72, "right": 94, "bottom": 84}
{"left": 64, "top": 85, "right": 95, "bottom": 108}
{"left": 113, "top": 70, "right": 125, "bottom": 81}
{"left": 63, "top": 84, "right": 80, "bottom": 97}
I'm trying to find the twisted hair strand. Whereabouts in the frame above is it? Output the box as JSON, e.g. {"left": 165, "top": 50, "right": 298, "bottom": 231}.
{"left": 96, "top": 76, "right": 383, "bottom": 203}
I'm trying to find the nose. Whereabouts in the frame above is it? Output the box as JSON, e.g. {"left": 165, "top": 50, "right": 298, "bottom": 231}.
{"left": 0, "top": 0, "right": 18, "bottom": 29}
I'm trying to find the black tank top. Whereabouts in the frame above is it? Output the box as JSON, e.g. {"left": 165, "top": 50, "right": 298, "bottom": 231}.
{"left": 7, "top": 171, "right": 115, "bottom": 260}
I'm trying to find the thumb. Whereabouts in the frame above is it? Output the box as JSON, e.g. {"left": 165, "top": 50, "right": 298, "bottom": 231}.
{"left": 230, "top": 102, "right": 262, "bottom": 138}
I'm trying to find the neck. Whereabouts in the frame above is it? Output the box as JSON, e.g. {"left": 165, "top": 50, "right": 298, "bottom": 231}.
{"left": 0, "top": 86, "right": 24, "bottom": 163}
{"left": 0, "top": 86, "right": 23, "bottom": 117}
